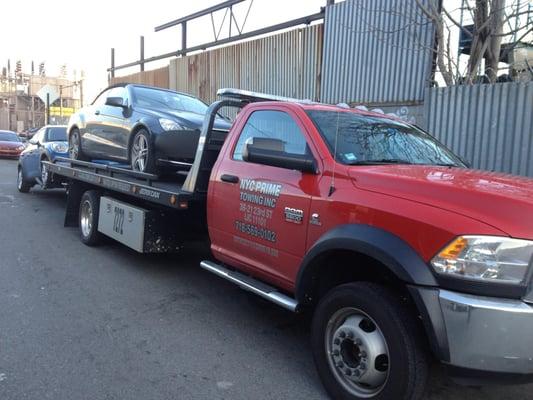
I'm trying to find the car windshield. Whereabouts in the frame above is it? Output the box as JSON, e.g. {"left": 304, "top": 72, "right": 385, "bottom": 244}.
{"left": 0, "top": 132, "right": 20, "bottom": 142}
{"left": 47, "top": 127, "right": 67, "bottom": 142}
{"left": 131, "top": 86, "right": 209, "bottom": 115}
{"left": 307, "top": 110, "right": 464, "bottom": 167}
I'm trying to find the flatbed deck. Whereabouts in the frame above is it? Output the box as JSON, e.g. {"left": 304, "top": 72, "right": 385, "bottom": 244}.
{"left": 44, "top": 157, "right": 196, "bottom": 210}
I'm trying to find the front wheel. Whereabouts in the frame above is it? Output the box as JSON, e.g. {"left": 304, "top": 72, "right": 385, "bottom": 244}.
{"left": 130, "top": 129, "right": 157, "bottom": 174}
{"left": 40, "top": 157, "right": 51, "bottom": 189}
{"left": 17, "top": 167, "right": 32, "bottom": 193}
{"left": 311, "top": 282, "right": 428, "bottom": 400}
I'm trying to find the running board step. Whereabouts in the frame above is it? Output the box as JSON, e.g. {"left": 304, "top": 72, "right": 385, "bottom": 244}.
{"left": 200, "top": 261, "right": 299, "bottom": 312}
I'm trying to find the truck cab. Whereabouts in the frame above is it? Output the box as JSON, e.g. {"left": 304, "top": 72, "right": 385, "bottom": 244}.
{"left": 207, "top": 91, "right": 533, "bottom": 399}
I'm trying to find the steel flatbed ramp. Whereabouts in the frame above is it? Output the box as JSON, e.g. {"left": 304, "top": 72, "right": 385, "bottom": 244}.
{"left": 43, "top": 158, "right": 194, "bottom": 210}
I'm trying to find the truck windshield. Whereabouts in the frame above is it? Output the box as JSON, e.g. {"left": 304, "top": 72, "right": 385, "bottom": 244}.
{"left": 307, "top": 110, "right": 464, "bottom": 167}
{"left": 131, "top": 86, "right": 209, "bottom": 115}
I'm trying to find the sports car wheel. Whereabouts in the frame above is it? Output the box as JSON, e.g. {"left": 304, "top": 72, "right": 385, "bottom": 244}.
{"left": 69, "top": 128, "right": 88, "bottom": 161}
{"left": 130, "top": 129, "right": 157, "bottom": 174}
{"left": 17, "top": 167, "right": 31, "bottom": 193}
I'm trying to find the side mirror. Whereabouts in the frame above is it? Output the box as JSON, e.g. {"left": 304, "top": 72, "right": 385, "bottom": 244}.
{"left": 105, "top": 97, "right": 126, "bottom": 108}
{"left": 244, "top": 144, "right": 317, "bottom": 173}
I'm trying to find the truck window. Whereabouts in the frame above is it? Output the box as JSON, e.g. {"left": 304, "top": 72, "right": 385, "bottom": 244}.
{"left": 233, "top": 110, "right": 308, "bottom": 162}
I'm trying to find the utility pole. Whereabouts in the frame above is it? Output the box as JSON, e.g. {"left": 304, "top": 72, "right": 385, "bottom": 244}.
{"left": 46, "top": 93, "right": 50, "bottom": 125}
{"left": 59, "top": 85, "right": 63, "bottom": 119}
{"left": 140, "top": 36, "right": 145, "bottom": 72}
{"left": 79, "top": 79, "right": 84, "bottom": 108}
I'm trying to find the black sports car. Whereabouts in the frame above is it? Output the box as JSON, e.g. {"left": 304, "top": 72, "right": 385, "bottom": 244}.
{"left": 67, "top": 84, "right": 231, "bottom": 174}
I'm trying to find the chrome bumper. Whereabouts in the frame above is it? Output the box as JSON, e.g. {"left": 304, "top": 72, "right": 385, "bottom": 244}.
{"left": 439, "top": 290, "right": 533, "bottom": 374}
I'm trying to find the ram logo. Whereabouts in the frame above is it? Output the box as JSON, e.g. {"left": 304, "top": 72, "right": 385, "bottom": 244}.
{"left": 284, "top": 207, "right": 304, "bottom": 224}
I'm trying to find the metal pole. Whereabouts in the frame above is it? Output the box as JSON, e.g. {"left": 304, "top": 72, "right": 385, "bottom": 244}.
{"left": 59, "top": 85, "right": 63, "bottom": 119}
{"left": 111, "top": 48, "right": 115, "bottom": 79}
{"left": 140, "top": 36, "right": 145, "bottom": 72}
{"left": 46, "top": 93, "right": 50, "bottom": 125}
{"left": 79, "top": 80, "right": 84, "bottom": 108}
{"left": 181, "top": 22, "right": 187, "bottom": 56}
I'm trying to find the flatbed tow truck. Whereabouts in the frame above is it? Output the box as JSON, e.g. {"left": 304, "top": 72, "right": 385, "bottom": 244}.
{"left": 42, "top": 89, "right": 533, "bottom": 400}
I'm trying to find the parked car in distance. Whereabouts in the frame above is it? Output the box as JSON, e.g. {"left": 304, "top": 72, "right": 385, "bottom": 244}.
{"left": 0, "top": 130, "right": 25, "bottom": 158}
{"left": 67, "top": 83, "right": 232, "bottom": 175}
{"left": 18, "top": 127, "right": 40, "bottom": 141}
{"left": 17, "top": 125, "right": 68, "bottom": 192}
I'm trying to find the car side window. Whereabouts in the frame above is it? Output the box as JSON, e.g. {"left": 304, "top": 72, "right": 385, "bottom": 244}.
{"left": 29, "top": 128, "right": 45, "bottom": 144}
{"left": 233, "top": 110, "right": 309, "bottom": 162}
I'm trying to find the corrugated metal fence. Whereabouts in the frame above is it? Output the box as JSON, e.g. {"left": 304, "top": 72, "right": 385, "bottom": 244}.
{"left": 321, "top": 0, "right": 434, "bottom": 104}
{"left": 426, "top": 82, "right": 533, "bottom": 177}
{"left": 169, "top": 24, "right": 323, "bottom": 104}
{"left": 110, "top": 66, "right": 169, "bottom": 89}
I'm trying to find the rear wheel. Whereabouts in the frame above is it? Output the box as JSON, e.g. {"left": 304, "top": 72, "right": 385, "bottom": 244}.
{"left": 311, "top": 282, "right": 428, "bottom": 400}
{"left": 79, "top": 190, "right": 103, "bottom": 246}
{"left": 69, "top": 128, "right": 88, "bottom": 161}
{"left": 17, "top": 167, "right": 31, "bottom": 193}
{"left": 130, "top": 129, "right": 157, "bottom": 174}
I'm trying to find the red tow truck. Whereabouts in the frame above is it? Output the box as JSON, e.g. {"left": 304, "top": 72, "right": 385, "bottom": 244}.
{"left": 44, "top": 89, "right": 533, "bottom": 400}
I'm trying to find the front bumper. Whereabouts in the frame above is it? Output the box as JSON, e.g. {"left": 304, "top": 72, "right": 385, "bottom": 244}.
{"left": 154, "top": 129, "right": 200, "bottom": 162}
{"left": 412, "top": 286, "right": 533, "bottom": 380}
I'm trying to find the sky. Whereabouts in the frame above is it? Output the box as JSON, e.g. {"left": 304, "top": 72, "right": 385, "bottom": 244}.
{"left": 1, "top": 0, "right": 326, "bottom": 103}
{"left": 2, "top": 0, "right": 530, "bottom": 104}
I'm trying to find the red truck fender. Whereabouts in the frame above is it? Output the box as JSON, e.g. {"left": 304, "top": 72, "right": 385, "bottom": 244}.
{"left": 295, "top": 223, "right": 438, "bottom": 304}
{"left": 294, "top": 223, "right": 449, "bottom": 361}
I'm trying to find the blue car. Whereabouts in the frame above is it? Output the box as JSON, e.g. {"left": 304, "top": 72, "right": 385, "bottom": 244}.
{"left": 17, "top": 125, "right": 68, "bottom": 192}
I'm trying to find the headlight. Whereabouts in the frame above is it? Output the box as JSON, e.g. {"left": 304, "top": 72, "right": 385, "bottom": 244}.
{"left": 159, "top": 118, "right": 185, "bottom": 131}
{"left": 50, "top": 143, "right": 68, "bottom": 153}
{"left": 431, "top": 236, "right": 533, "bottom": 284}
{"left": 17, "top": 145, "right": 25, "bottom": 151}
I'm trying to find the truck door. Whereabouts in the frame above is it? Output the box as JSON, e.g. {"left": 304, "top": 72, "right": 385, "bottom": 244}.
{"left": 209, "top": 107, "right": 320, "bottom": 290}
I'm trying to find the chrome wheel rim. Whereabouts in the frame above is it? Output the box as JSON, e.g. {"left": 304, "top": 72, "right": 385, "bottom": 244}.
{"left": 80, "top": 199, "right": 93, "bottom": 238}
{"left": 41, "top": 162, "right": 48, "bottom": 187}
{"left": 131, "top": 134, "right": 148, "bottom": 172}
{"left": 17, "top": 169, "right": 23, "bottom": 190}
{"left": 325, "top": 307, "right": 390, "bottom": 398}
{"left": 69, "top": 132, "right": 79, "bottom": 159}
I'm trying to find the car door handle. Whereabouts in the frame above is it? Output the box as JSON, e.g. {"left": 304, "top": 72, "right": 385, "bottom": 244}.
{"left": 220, "top": 174, "right": 239, "bottom": 184}
{"left": 95, "top": 110, "right": 100, "bottom": 115}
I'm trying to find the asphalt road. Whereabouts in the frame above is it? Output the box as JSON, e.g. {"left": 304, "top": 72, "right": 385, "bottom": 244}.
{"left": 0, "top": 158, "right": 531, "bottom": 400}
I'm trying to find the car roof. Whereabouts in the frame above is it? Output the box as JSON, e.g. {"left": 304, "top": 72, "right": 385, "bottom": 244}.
{"left": 98, "top": 83, "right": 200, "bottom": 101}
{"left": 0, "top": 130, "right": 17, "bottom": 134}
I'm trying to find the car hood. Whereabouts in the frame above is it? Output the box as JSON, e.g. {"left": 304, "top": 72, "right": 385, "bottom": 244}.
{"left": 0, "top": 141, "right": 23, "bottom": 149}
{"left": 349, "top": 165, "right": 533, "bottom": 239}
{"left": 135, "top": 107, "right": 232, "bottom": 131}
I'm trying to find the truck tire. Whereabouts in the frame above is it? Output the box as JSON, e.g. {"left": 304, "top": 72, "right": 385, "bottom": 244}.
{"left": 79, "top": 190, "right": 103, "bottom": 246}
{"left": 311, "top": 282, "right": 428, "bottom": 400}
